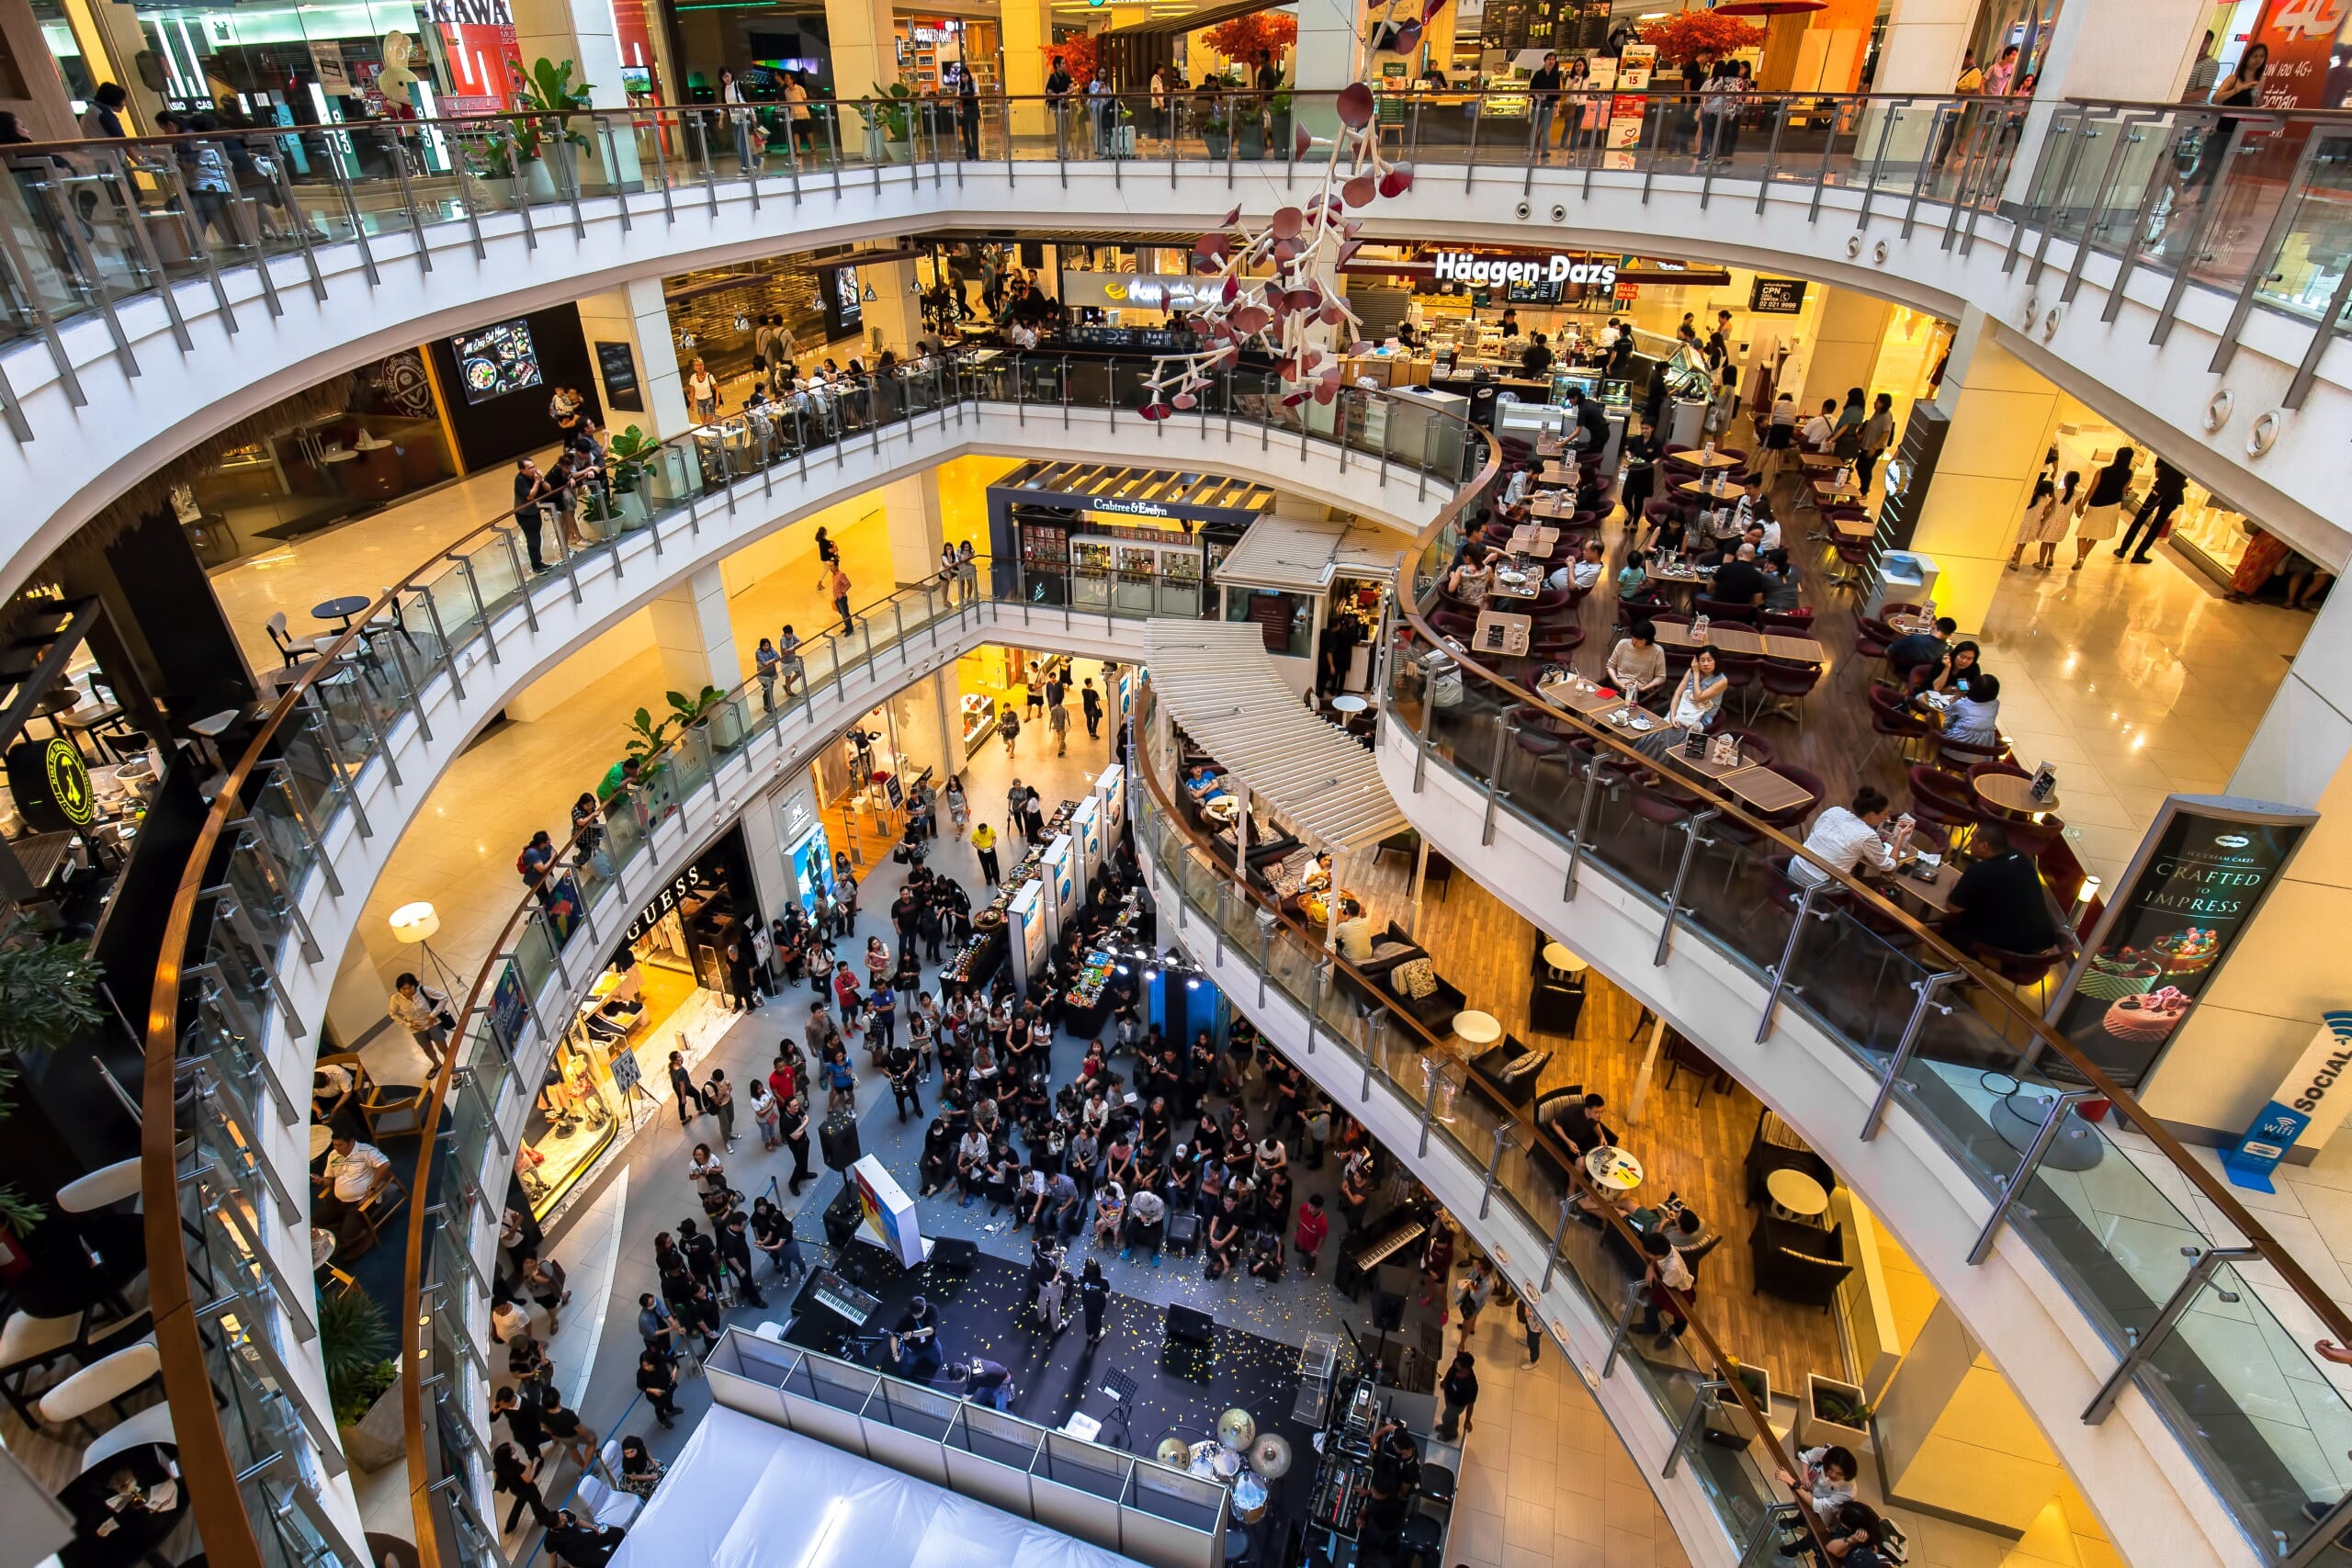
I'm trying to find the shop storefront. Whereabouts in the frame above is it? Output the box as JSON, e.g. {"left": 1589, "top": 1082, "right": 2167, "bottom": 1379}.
{"left": 1214, "top": 514, "right": 1398, "bottom": 697}
{"left": 986, "top": 459, "right": 1274, "bottom": 611}
{"left": 513, "top": 828, "right": 758, "bottom": 1219}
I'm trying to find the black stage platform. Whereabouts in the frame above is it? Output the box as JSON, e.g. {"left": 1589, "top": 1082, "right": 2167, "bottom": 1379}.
{"left": 786, "top": 1246, "right": 1325, "bottom": 1541}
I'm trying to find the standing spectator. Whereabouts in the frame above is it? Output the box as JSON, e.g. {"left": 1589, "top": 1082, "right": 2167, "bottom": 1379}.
{"left": 1080, "top": 1257, "right": 1111, "bottom": 1345}
{"left": 1454, "top": 1258, "right": 1492, "bottom": 1336}
{"left": 1080, "top": 678, "right": 1104, "bottom": 739}
{"left": 755, "top": 637, "right": 781, "bottom": 711}
{"left": 973, "top": 820, "right": 1001, "bottom": 886}
{"left": 2114, "top": 456, "right": 2188, "bottom": 564}
{"left": 1294, "top": 1191, "right": 1330, "bottom": 1276}
{"left": 494, "top": 1441, "right": 556, "bottom": 1531}
{"left": 704, "top": 1067, "right": 737, "bottom": 1147}
{"left": 1047, "top": 683, "right": 1072, "bottom": 756}
{"left": 830, "top": 560, "right": 855, "bottom": 635}
{"left": 668, "top": 1050, "right": 706, "bottom": 1124}
{"left": 781, "top": 1094, "right": 814, "bottom": 1193}
{"left": 513, "top": 456, "right": 551, "bottom": 573}
{"left": 1435, "top": 1349, "right": 1479, "bottom": 1440}
{"left": 750, "top": 1077, "right": 781, "bottom": 1149}
{"left": 996, "top": 703, "right": 1021, "bottom": 757}
{"left": 1515, "top": 1297, "right": 1544, "bottom": 1368}
{"left": 688, "top": 357, "right": 719, "bottom": 422}
{"left": 637, "top": 1348, "right": 683, "bottom": 1429}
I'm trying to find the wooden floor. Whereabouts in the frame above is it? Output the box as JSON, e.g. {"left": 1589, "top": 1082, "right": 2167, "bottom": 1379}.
{"left": 1346, "top": 848, "right": 1852, "bottom": 1397}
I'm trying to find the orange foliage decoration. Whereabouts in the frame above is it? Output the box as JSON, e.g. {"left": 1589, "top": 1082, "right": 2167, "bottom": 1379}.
{"left": 1044, "top": 33, "right": 1099, "bottom": 85}
{"left": 1636, "top": 10, "right": 1765, "bottom": 64}
{"left": 1201, "top": 11, "right": 1298, "bottom": 65}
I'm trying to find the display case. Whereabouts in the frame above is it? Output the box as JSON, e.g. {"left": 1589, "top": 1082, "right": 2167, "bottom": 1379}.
{"left": 959, "top": 692, "right": 997, "bottom": 759}
{"left": 2166, "top": 495, "right": 2255, "bottom": 585}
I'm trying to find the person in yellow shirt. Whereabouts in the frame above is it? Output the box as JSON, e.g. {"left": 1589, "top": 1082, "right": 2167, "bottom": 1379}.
{"left": 972, "top": 821, "right": 1000, "bottom": 886}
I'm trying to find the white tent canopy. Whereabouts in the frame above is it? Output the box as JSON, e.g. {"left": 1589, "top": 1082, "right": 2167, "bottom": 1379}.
{"left": 1144, "top": 622, "right": 1408, "bottom": 853}
{"left": 1211, "top": 513, "right": 1404, "bottom": 595}
{"left": 611, "top": 1408, "right": 1149, "bottom": 1568}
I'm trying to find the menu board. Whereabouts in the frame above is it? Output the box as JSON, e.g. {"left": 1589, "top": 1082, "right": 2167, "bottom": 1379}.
{"left": 1749, "top": 277, "right": 1808, "bottom": 315}
{"left": 594, "top": 340, "right": 643, "bottom": 412}
{"left": 452, "top": 319, "right": 543, "bottom": 404}
{"left": 2047, "top": 795, "right": 2315, "bottom": 1086}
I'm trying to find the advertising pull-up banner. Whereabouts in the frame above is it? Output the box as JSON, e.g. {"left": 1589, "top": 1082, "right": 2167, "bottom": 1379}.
{"left": 2044, "top": 795, "right": 2316, "bottom": 1088}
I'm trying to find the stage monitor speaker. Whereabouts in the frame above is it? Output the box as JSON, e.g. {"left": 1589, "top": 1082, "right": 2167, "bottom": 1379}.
{"left": 820, "top": 1112, "right": 862, "bottom": 1171}
{"left": 822, "top": 1183, "right": 863, "bottom": 1248}
{"left": 1166, "top": 1303, "right": 1216, "bottom": 1346}
{"left": 1374, "top": 1291, "right": 1407, "bottom": 1332}
{"left": 929, "top": 1237, "right": 978, "bottom": 1274}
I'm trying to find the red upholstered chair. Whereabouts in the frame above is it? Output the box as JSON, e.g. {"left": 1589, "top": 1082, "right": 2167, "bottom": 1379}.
{"left": 1757, "top": 659, "right": 1823, "bottom": 726}
{"left": 1907, "top": 763, "right": 1982, "bottom": 842}
{"left": 1863, "top": 684, "right": 1931, "bottom": 771}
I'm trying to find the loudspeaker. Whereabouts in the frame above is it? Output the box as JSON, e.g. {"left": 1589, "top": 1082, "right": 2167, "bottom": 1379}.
{"left": 822, "top": 1183, "right": 862, "bottom": 1248}
{"left": 820, "top": 1113, "right": 862, "bottom": 1171}
{"left": 1166, "top": 1303, "right": 1215, "bottom": 1346}
{"left": 930, "top": 1237, "right": 978, "bottom": 1274}
{"left": 1374, "top": 1291, "right": 1406, "bottom": 1332}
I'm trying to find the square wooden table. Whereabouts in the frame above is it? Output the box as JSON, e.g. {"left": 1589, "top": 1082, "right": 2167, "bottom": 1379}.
{"left": 1831, "top": 516, "right": 1878, "bottom": 542}
{"left": 1529, "top": 495, "right": 1580, "bottom": 521}
{"left": 1719, "top": 766, "right": 1818, "bottom": 815}
{"left": 1474, "top": 610, "right": 1532, "bottom": 658}
{"left": 1488, "top": 567, "right": 1543, "bottom": 602}
{"left": 1676, "top": 450, "right": 1742, "bottom": 470}
{"left": 1509, "top": 525, "right": 1561, "bottom": 555}
{"left": 1887, "top": 858, "right": 1963, "bottom": 915}
{"left": 1797, "top": 450, "right": 1842, "bottom": 470}
{"left": 1758, "top": 634, "right": 1827, "bottom": 663}
{"left": 1651, "top": 621, "right": 1706, "bottom": 650}
{"left": 1814, "top": 480, "right": 1866, "bottom": 506}
{"left": 1677, "top": 479, "right": 1743, "bottom": 499}
{"left": 1534, "top": 434, "right": 1567, "bottom": 459}
{"left": 1661, "top": 743, "right": 1758, "bottom": 781}
{"left": 1704, "top": 626, "right": 1764, "bottom": 655}
{"left": 1539, "top": 679, "right": 1622, "bottom": 717}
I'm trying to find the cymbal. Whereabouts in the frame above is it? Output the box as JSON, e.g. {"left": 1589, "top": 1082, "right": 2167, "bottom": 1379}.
{"left": 1155, "top": 1436, "right": 1193, "bottom": 1468}
{"left": 1250, "top": 1433, "right": 1294, "bottom": 1479}
{"left": 1216, "top": 1407, "right": 1257, "bottom": 1449}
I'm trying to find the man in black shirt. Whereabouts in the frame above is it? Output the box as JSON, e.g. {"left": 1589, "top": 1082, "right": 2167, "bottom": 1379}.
{"left": 888, "top": 1043, "right": 923, "bottom": 1122}
{"left": 1254, "top": 49, "right": 1281, "bottom": 92}
{"left": 1884, "top": 616, "right": 1956, "bottom": 679}
{"left": 1046, "top": 56, "right": 1074, "bottom": 152}
{"left": 545, "top": 1510, "right": 626, "bottom": 1568}
{"left": 1529, "top": 51, "right": 1563, "bottom": 151}
{"left": 1520, "top": 332, "right": 1554, "bottom": 378}
{"left": 2115, "top": 455, "right": 2188, "bottom": 564}
{"left": 513, "top": 457, "right": 549, "bottom": 572}
{"left": 1711, "top": 546, "right": 1767, "bottom": 608}
{"left": 892, "top": 1295, "right": 945, "bottom": 1380}
{"left": 1566, "top": 388, "right": 1609, "bottom": 452}
{"left": 1538, "top": 1091, "right": 1611, "bottom": 1156}
{"left": 1939, "top": 823, "right": 2061, "bottom": 954}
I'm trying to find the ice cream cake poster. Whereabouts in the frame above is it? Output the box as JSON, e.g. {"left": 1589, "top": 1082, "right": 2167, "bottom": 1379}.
{"left": 2049, "top": 797, "right": 2314, "bottom": 1087}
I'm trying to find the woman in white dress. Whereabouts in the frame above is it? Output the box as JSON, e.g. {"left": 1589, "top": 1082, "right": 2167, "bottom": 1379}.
{"left": 2008, "top": 470, "right": 2077, "bottom": 571}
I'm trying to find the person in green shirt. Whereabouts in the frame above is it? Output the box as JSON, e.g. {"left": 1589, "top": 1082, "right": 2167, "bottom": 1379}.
{"left": 597, "top": 755, "right": 641, "bottom": 804}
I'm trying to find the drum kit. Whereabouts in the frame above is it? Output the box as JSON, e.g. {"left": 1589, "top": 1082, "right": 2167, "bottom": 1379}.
{"left": 1152, "top": 1410, "right": 1294, "bottom": 1525}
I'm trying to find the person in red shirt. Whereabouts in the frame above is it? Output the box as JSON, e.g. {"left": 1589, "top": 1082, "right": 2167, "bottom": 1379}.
{"left": 768, "top": 1053, "right": 797, "bottom": 1109}
{"left": 1294, "top": 1193, "right": 1330, "bottom": 1277}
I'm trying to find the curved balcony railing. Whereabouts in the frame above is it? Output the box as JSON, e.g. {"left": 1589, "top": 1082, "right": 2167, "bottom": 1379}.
{"left": 1381, "top": 480, "right": 2352, "bottom": 1560}
{"left": 135, "top": 347, "right": 2352, "bottom": 1564}
{"left": 1, "top": 90, "right": 2346, "bottom": 446}
{"left": 1126, "top": 680, "right": 1838, "bottom": 1562}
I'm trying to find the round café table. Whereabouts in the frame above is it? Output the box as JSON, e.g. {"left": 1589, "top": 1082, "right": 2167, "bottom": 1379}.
{"left": 1453, "top": 1010, "right": 1502, "bottom": 1046}
{"left": 1767, "top": 1168, "right": 1830, "bottom": 1219}
{"left": 1541, "top": 942, "right": 1588, "bottom": 975}
{"left": 1973, "top": 773, "right": 2059, "bottom": 817}
{"left": 311, "top": 595, "right": 371, "bottom": 632}
{"left": 1586, "top": 1145, "right": 1644, "bottom": 1193}
{"left": 310, "top": 1122, "right": 334, "bottom": 1161}
{"left": 1330, "top": 694, "right": 1369, "bottom": 715}
{"left": 57, "top": 1440, "right": 186, "bottom": 1568}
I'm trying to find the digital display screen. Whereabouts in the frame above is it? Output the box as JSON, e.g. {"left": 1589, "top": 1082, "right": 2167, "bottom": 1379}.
{"left": 451, "top": 319, "right": 542, "bottom": 404}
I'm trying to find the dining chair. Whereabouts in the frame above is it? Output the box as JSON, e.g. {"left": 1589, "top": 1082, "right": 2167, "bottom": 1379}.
{"left": 1757, "top": 660, "right": 1823, "bottom": 727}
{"left": 37, "top": 1335, "right": 160, "bottom": 1439}
{"left": 1906, "top": 764, "right": 1983, "bottom": 844}
{"left": 1629, "top": 782, "right": 1695, "bottom": 877}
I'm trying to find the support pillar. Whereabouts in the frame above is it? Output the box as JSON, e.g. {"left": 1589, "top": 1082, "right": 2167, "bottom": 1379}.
{"left": 576, "top": 278, "right": 693, "bottom": 439}
{"left": 649, "top": 563, "right": 738, "bottom": 696}
{"left": 885, "top": 469, "right": 946, "bottom": 589}
{"left": 1904, "top": 307, "right": 2061, "bottom": 628}
{"left": 1001, "top": 0, "right": 1052, "bottom": 140}
{"left": 823, "top": 0, "right": 897, "bottom": 107}
{"left": 861, "top": 256, "right": 923, "bottom": 355}
{"left": 0, "top": 0, "right": 78, "bottom": 140}
{"left": 1797, "top": 287, "right": 1890, "bottom": 420}
{"left": 2000, "top": 0, "right": 2210, "bottom": 202}
{"left": 1293, "top": 0, "right": 1357, "bottom": 139}
{"left": 56, "top": 0, "right": 162, "bottom": 130}
{"left": 511, "top": 0, "right": 628, "bottom": 107}
{"left": 1867, "top": 0, "right": 1976, "bottom": 96}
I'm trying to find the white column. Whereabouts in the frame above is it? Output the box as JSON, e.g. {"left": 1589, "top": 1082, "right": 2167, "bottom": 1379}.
{"left": 861, "top": 256, "right": 923, "bottom": 355}
{"left": 510, "top": 0, "right": 628, "bottom": 107}
{"left": 1293, "top": 0, "right": 1357, "bottom": 137}
{"left": 1001, "top": 0, "right": 1052, "bottom": 139}
{"left": 885, "top": 469, "right": 945, "bottom": 588}
{"left": 2000, "top": 0, "right": 2210, "bottom": 201}
{"left": 1903, "top": 306, "right": 2061, "bottom": 628}
{"left": 1797, "top": 287, "right": 1890, "bottom": 421}
{"left": 2153, "top": 589, "right": 2352, "bottom": 1149}
{"left": 825, "top": 0, "right": 897, "bottom": 106}
{"left": 575, "top": 278, "right": 692, "bottom": 439}
{"left": 648, "top": 562, "right": 737, "bottom": 696}
{"left": 1868, "top": 0, "right": 1976, "bottom": 96}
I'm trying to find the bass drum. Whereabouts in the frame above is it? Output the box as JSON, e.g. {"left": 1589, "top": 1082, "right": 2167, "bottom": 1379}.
{"left": 1231, "top": 1472, "right": 1269, "bottom": 1523}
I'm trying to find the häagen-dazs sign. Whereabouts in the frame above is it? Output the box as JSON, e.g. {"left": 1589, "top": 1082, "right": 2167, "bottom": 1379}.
{"left": 1431, "top": 253, "right": 1618, "bottom": 289}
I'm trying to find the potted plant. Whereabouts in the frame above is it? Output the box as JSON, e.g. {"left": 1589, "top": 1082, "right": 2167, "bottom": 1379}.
{"left": 605, "top": 425, "right": 660, "bottom": 525}
{"left": 1203, "top": 101, "right": 1232, "bottom": 159}
{"left": 864, "top": 83, "right": 915, "bottom": 164}
{"left": 509, "top": 56, "right": 595, "bottom": 202}
{"left": 0, "top": 929, "right": 103, "bottom": 1241}
{"left": 1268, "top": 78, "right": 1294, "bottom": 158}
{"left": 1800, "top": 1373, "right": 1873, "bottom": 1451}
{"left": 322, "top": 1291, "right": 404, "bottom": 1471}
{"left": 668, "top": 683, "right": 744, "bottom": 751}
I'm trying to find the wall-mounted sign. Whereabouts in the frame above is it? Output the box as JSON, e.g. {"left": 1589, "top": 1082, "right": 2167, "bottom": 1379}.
{"left": 594, "top": 340, "right": 643, "bottom": 412}
{"left": 6, "top": 738, "right": 94, "bottom": 832}
{"left": 1058, "top": 271, "right": 1227, "bottom": 313}
{"left": 1430, "top": 252, "right": 1618, "bottom": 290}
{"left": 625, "top": 863, "right": 708, "bottom": 943}
{"left": 2047, "top": 795, "right": 2317, "bottom": 1087}
{"left": 1749, "top": 277, "right": 1808, "bottom": 314}
{"left": 1091, "top": 497, "right": 1173, "bottom": 518}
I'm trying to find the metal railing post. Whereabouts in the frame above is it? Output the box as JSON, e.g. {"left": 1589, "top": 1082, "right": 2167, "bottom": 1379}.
{"left": 1661, "top": 1381, "right": 1720, "bottom": 1478}
{"left": 1599, "top": 1292, "right": 1642, "bottom": 1377}
{"left": 1651, "top": 808, "right": 1718, "bottom": 965}
{"left": 1562, "top": 756, "right": 1603, "bottom": 901}
{"left": 1482, "top": 717, "right": 1515, "bottom": 845}
{"left": 1755, "top": 881, "right": 1827, "bottom": 1042}
{"left": 1860, "top": 971, "right": 1961, "bottom": 1139}
{"left": 1411, "top": 673, "right": 1436, "bottom": 792}
{"left": 1966, "top": 1089, "right": 2095, "bottom": 1264}
{"left": 1478, "top": 1123, "right": 1514, "bottom": 1218}
{"left": 2081, "top": 1245, "right": 2259, "bottom": 1424}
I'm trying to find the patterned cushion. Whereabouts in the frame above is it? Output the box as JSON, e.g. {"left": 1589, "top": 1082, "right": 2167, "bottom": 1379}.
{"left": 1368, "top": 941, "right": 1417, "bottom": 964}
{"left": 1391, "top": 958, "right": 1438, "bottom": 1000}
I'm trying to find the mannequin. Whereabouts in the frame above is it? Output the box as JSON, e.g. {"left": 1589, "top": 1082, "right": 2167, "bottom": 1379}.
{"left": 378, "top": 30, "right": 422, "bottom": 116}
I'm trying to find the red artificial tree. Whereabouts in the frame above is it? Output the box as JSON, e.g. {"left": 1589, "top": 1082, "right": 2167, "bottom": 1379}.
{"left": 1045, "top": 33, "right": 1099, "bottom": 85}
{"left": 1636, "top": 10, "right": 1765, "bottom": 64}
{"left": 1202, "top": 11, "right": 1299, "bottom": 73}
